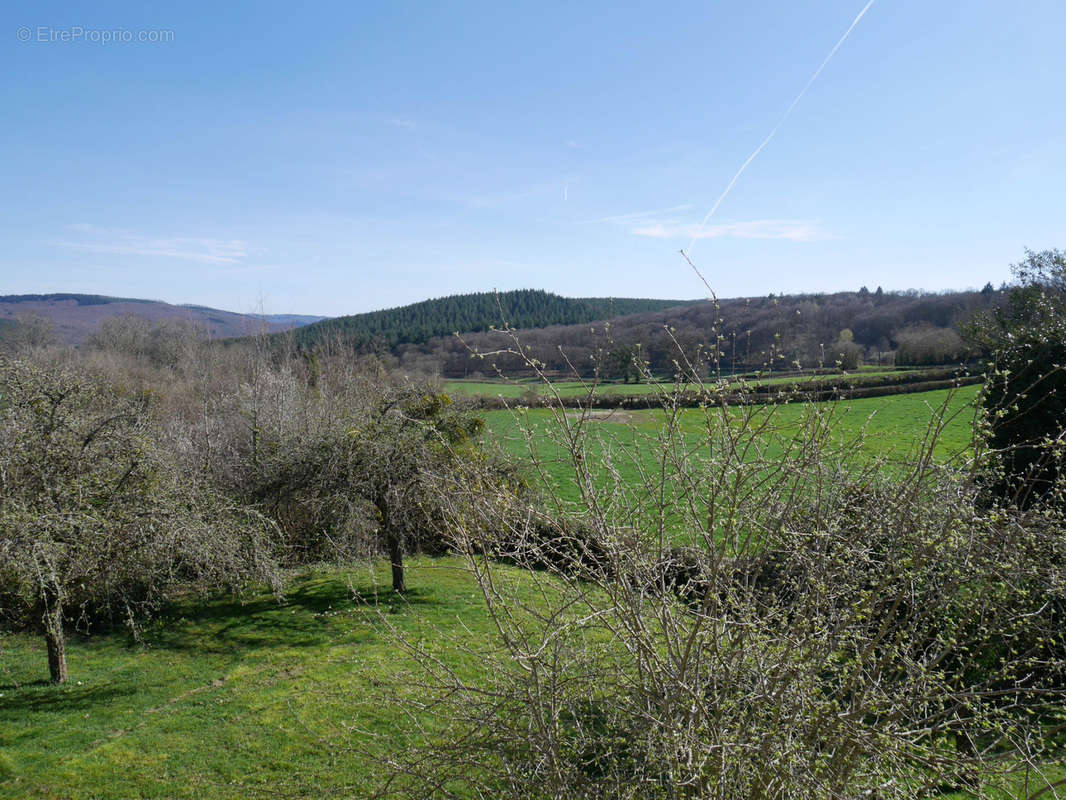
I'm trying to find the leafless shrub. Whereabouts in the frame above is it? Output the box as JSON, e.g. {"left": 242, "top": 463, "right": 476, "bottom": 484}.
{"left": 375, "top": 327, "right": 1066, "bottom": 800}
{"left": 86, "top": 314, "right": 208, "bottom": 369}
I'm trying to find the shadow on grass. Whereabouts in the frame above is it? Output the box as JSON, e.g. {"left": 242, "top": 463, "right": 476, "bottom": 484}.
{"left": 0, "top": 677, "right": 50, "bottom": 692}
{"left": 0, "top": 681, "right": 137, "bottom": 713}
{"left": 145, "top": 576, "right": 441, "bottom": 655}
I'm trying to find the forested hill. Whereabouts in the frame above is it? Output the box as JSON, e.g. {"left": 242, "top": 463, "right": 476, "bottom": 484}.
{"left": 283, "top": 289, "right": 699, "bottom": 350}
{"left": 396, "top": 287, "right": 1006, "bottom": 377}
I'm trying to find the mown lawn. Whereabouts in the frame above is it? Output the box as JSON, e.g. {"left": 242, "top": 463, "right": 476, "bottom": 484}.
{"left": 0, "top": 558, "right": 508, "bottom": 799}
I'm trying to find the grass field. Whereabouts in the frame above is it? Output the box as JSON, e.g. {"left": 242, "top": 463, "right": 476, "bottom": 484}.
{"left": 0, "top": 558, "right": 505, "bottom": 799}
{"left": 482, "top": 384, "right": 982, "bottom": 506}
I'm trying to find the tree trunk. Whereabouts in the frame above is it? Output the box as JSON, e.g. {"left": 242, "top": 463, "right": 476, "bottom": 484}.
{"left": 377, "top": 497, "right": 406, "bottom": 594}
{"left": 43, "top": 603, "right": 68, "bottom": 684}
{"left": 387, "top": 531, "right": 406, "bottom": 594}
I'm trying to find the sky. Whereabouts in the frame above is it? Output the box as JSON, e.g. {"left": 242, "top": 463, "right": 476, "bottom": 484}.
{"left": 2, "top": 0, "right": 1064, "bottom": 317}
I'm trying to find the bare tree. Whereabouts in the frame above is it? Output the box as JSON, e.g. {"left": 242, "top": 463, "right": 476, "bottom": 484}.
{"left": 0, "top": 358, "right": 280, "bottom": 683}
{"left": 191, "top": 347, "right": 485, "bottom": 593}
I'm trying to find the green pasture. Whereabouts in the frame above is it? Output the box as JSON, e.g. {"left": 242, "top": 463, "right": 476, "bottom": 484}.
{"left": 482, "top": 384, "right": 982, "bottom": 507}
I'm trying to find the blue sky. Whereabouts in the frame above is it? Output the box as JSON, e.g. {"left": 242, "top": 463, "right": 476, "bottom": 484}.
{"left": 2, "top": 0, "right": 1064, "bottom": 316}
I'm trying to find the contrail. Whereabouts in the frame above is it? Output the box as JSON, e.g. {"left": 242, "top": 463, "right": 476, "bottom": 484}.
{"left": 684, "top": 0, "right": 876, "bottom": 254}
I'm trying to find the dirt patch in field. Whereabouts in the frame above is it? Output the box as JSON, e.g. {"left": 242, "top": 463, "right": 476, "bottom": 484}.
{"left": 566, "top": 410, "right": 652, "bottom": 425}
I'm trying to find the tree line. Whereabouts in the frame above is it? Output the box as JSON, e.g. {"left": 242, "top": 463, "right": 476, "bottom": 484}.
{"left": 379, "top": 252, "right": 1066, "bottom": 798}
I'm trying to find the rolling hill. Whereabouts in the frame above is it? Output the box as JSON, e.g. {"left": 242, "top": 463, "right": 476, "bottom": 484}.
{"left": 0, "top": 294, "right": 327, "bottom": 345}
{"left": 3, "top": 287, "right": 1006, "bottom": 381}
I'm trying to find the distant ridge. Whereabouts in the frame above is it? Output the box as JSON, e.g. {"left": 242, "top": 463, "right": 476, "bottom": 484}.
{"left": 0, "top": 293, "right": 155, "bottom": 306}
{"left": 178, "top": 305, "right": 327, "bottom": 327}
{"left": 0, "top": 293, "right": 326, "bottom": 345}
{"left": 284, "top": 289, "right": 700, "bottom": 350}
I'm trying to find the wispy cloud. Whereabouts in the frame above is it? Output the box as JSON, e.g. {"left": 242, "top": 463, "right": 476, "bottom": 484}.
{"left": 581, "top": 208, "right": 827, "bottom": 242}
{"left": 633, "top": 219, "right": 828, "bottom": 242}
{"left": 458, "top": 179, "right": 565, "bottom": 210}
{"left": 577, "top": 204, "right": 693, "bottom": 225}
{"left": 57, "top": 224, "right": 248, "bottom": 265}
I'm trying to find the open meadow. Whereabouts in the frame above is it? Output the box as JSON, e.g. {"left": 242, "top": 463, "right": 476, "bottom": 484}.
{"left": 5, "top": 546, "right": 1060, "bottom": 799}
{"left": 482, "top": 384, "right": 981, "bottom": 507}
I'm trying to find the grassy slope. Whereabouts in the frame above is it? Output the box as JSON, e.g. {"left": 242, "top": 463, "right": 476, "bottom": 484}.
{"left": 0, "top": 558, "right": 502, "bottom": 799}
